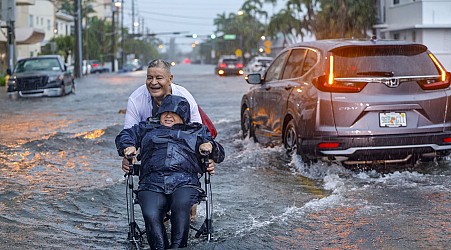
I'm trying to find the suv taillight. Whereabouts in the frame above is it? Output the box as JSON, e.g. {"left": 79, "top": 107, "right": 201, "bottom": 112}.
{"left": 418, "top": 54, "right": 451, "bottom": 90}
{"left": 313, "top": 76, "right": 367, "bottom": 93}
{"left": 313, "top": 55, "right": 367, "bottom": 93}
{"left": 236, "top": 63, "right": 243, "bottom": 68}
{"left": 417, "top": 76, "right": 450, "bottom": 90}
{"left": 220, "top": 63, "right": 226, "bottom": 68}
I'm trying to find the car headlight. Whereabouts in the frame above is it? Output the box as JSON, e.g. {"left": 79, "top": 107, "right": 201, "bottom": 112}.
{"left": 48, "top": 74, "right": 64, "bottom": 82}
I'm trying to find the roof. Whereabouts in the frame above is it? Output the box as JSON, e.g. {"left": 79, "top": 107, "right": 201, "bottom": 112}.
{"left": 17, "top": 55, "right": 63, "bottom": 62}
{"left": 286, "top": 39, "right": 426, "bottom": 52}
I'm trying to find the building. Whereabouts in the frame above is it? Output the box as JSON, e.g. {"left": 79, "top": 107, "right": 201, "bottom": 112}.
{"left": 0, "top": 0, "right": 113, "bottom": 73}
{"left": 374, "top": 0, "right": 451, "bottom": 70}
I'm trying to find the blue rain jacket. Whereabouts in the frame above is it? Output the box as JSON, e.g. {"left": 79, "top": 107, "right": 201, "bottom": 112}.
{"left": 116, "top": 121, "right": 225, "bottom": 194}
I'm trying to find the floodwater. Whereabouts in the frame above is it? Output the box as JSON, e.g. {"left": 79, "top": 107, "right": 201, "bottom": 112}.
{"left": 0, "top": 65, "right": 450, "bottom": 249}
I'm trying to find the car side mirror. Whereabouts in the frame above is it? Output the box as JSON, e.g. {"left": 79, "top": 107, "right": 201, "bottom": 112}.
{"left": 246, "top": 73, "right": 262, "bottom": 84}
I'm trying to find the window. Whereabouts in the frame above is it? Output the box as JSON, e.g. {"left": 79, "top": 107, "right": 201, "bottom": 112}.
{"left": 332, "top": 45, "right": 438, "bottom": 78}
{"left": 282, "top": 49, "right": 307, "bottom": 79}
{"left": 301, "top": 50, "right": 318, "bottom": 75}
{"left": 47, "top": 19, "right": 51, "bottom": 31}
{"left": 393, "top": 33, "right": 400, "bottom": 40}
{"left": 265, "top": 51, "right": 289, "bottom": 82}
{"left": 29, "top": 15, "right": 33, "bottom": 27}
{"left": 393, "top": 0, "right": 399, "bottom": 5}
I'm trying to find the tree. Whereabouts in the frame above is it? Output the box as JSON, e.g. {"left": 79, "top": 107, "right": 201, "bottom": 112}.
{"left": 314, "top": 0, "right": 377, "bottom": 39}
{"left": 40, "top": 36, "right": 74, "bottom": 63}
{"left": 267, "top": 9, "right": 303, "bottom": 47}
{"left": 213, "top": 10, "right": 266, "bottom": 59}
{"left": 84, "top": 16, "right": 112, "bottom": 62}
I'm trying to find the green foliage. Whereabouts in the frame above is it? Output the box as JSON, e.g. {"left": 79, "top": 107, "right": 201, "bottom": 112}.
{"left": 124, "top": 37, "right": 159, "bottom": 65}
{"left": 213, "top": 7, "right": 266, "bottom": 59}
{"left": 84, "top": 16, "right": 112, "bottom": 61}
{"left": 214, "top": 0, "right": 378, "bottom": 53}
{"left": 0, "top": 76, "right": 5, "bottom": 87}
{"left": 314, "top": 0, "right": 377, "bottom": 39}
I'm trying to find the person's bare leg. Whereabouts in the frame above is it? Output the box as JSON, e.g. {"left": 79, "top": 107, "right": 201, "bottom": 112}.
{"left": 190, "top": 204, "right": 197, "bottom": 221}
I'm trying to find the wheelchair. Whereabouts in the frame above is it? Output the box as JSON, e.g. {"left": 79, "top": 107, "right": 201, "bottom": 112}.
{"left": 124, "top": 154, "right": 214, "bottom": 249}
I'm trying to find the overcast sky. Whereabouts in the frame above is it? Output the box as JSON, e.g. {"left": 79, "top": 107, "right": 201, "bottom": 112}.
{"left": 122, "top": 0, "right": 285, "bottom": 52}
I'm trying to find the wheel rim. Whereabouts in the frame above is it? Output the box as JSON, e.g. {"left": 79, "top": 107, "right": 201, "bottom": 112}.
{"left": 285, "top": 122, "right": 297, "bottom": 153}
{"left": 242, "top": 111, "right": 250, "bottom": 138}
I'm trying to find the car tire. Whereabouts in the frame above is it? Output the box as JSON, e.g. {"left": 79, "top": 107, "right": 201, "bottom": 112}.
{"left": 284, "top": 119, "right": 312, "bottom": 164}
{"left": 284, "top": 119, "right": 298, "bottom": 156}
{"left": 241, "top": 108, "right": 256, "bottom": 142}
{"left": 70, "top": 80, "right": 75, "bottom": 94}
{"left": 60, "top": 84, "right": 66, "bottom": 96}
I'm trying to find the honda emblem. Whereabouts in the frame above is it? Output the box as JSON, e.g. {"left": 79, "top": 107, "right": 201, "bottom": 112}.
{"left": 384, "top": 78, "right": 399, "bottom": 88}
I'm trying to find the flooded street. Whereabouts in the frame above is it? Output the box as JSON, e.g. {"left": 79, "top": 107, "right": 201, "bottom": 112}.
{"left": 0, "top": 64, "right": 450, "bottom": 249}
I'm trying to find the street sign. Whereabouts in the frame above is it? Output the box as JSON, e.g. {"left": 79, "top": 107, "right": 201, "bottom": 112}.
{"left": 235, "top": 49, "right": 242, "bottom": 57}
{"left": 224, "top": 34, "right": 237, "bottom": 40}
{"left": 264, "top": 40, "right": 271, "bottom": 54}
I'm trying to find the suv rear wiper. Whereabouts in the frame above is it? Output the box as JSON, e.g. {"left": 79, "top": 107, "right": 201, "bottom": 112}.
{"left": 356, "top": 71, "right": 394, "bottom": 77}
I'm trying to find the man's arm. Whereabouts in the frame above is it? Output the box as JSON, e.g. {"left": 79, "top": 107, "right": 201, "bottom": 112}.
{"left": 124, "top": 97, "right": 141, "bottom": 129}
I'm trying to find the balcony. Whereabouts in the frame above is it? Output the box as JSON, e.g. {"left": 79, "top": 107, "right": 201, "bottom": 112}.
{"left": 17, "top": 0, "right": 35, "bottom": 6}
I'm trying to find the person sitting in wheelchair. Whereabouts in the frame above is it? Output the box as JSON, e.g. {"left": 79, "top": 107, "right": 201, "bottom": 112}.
{"left": 115, "top": 94, "right": 225, "bottom": 249}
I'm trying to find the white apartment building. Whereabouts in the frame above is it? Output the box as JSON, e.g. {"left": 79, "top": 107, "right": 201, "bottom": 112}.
{"left": 375, "top": 0, "right": 451, "bottom": 70}
{"left": 1, "top": 0, "right": 112, "bottom": 71}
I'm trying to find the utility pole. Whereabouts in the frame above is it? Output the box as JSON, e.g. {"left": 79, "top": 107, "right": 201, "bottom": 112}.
{"left": 2, "top": 0, "right": 16, "bottom": 70}
{"left": 111, "top": 7, "right": 116, "bottom": 72}
{"left": 131, "top": 0, "right": 135, "bottom": 35}
{"left": 121, "top": 0, "right": 124, "bottom": 68}
{"left": 74, "top": 0, "right": 83, "bottom": 78}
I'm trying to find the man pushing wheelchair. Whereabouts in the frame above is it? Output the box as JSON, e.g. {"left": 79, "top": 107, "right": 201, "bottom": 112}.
{"left": 116, "top": 95, "right": 225, "bottom": 249}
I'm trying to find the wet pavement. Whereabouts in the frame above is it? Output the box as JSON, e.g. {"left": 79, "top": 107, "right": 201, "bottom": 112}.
{"left": 0, "top": 64, "right": 450, "bottom": 249}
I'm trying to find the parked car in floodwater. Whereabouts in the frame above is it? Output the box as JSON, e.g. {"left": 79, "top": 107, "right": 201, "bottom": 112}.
{"left": 241, "top": 38, "right": 451, "bottom": 166}
{"left": 7, "top": 55, "right": 75, "bottom": 97}
{"left": 88, "top": 60, "right": 110, "bottom": 74}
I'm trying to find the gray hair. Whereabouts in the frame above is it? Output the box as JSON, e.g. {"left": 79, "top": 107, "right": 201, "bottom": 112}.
{"left": 147, "top": 59, "right": 171, "bottom": 74}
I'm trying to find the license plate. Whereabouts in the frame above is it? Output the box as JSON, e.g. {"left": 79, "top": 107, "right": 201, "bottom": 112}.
{"left": 227, "top": 65, "right": 235, "bottom": 68}
{"left": 379, "top": 112, "right": 407, "bottom": 127}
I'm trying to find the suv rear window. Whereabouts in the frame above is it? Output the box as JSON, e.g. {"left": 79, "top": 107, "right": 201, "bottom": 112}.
{"left": 332, "top": 45, "right": 439, "bottom": 78}
{"left": 222, "top": 59, "right": 238, "bottom": 63}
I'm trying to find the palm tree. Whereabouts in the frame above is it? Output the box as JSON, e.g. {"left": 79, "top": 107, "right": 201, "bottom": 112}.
{"left": 241, "top": 0, "right": 268, "bottom": 21}
{"left": 267, "top": 9, "right": 303, "bottom": 47}
{"left": 314, "top": 0, "right": 377, "bottom": 39}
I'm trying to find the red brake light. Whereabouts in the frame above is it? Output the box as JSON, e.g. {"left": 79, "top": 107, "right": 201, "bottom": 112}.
{"left": 318, "top": 142, "right": 340, "bottom": 149}
{"left": 313, "top": 55, "right": 367, "bottom": 93}
{"left": 92, "top": 63, "right": 98, "bottom": 67}
{"left": 443, "top": 137, "right": 451, "bottom": 143}
{"left": 236, "top": 63, "right": 243, "bottom": 68}
{"left": 220, "top": 63, "right": 226, "bottom": 68}
{"left": 418, "top": 54, "right": 450, "bottom": 90}
{"left": 313, "top": 76, "right": 367, "bottom": 93}
{"left": 417, "top": 77, "right": 450, "bottom": 90}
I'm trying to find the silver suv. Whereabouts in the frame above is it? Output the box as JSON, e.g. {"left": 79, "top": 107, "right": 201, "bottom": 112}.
{"left": 241, "top": 39, "right": 451, "bottom": 166}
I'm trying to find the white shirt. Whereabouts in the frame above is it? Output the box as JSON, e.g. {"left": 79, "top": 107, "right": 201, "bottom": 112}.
{"left": 124, "top": 84, "right": 201, "bottom": 128}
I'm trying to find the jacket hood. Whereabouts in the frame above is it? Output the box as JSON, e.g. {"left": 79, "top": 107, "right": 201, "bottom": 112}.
{"left": 156, "top": 95, "right": 191, "bottom": 124}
